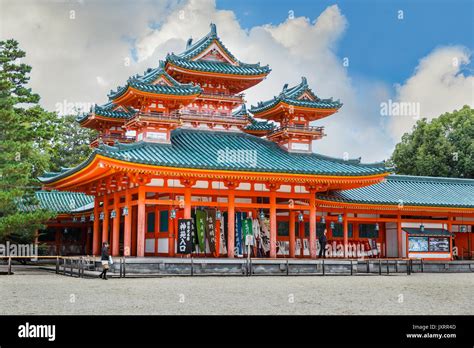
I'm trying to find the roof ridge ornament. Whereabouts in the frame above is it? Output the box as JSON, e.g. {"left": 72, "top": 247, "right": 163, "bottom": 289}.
{"left": 186, "top": 37, "right": 193, "bottom": 48}
{"left": 210, "top": 23, "right": 217, "bottom": 36}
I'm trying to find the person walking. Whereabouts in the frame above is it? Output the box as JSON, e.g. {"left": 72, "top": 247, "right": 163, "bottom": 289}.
{"left": 318, "top": 229, "right": 328, "bottom": 258}
{"left": 99, "top": 242, "right": 110, "bottom": 280}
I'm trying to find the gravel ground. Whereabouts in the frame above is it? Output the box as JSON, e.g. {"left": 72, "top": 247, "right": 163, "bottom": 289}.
{"left": 1, "top": 268, "right": 473, "bottom": 315}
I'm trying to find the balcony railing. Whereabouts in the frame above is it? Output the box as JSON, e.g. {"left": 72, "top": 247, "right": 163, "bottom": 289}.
{"left": 198, "top": 92, "right": 245, "bottom": 101}
{"left": 268, "top": 125, "right": 325, "bottom": 136}
{"left": 91, "top": 133, "right": 135, "bottom": 146}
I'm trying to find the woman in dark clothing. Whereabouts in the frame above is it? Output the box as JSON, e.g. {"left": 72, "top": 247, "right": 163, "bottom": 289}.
{"left": 318, "top": 229, "right": 327, "bottom": 258}
{"left": 99, "top": 242, "right": 110, "bottom": 280}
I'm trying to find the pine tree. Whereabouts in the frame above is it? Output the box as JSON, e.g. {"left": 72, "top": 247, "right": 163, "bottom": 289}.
{"left": 0, "top": 39, "right": 56, "bottom": 243}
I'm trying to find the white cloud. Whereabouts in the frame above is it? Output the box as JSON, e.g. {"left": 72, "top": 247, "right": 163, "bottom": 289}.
{"left": 2, "top": 0, "right": 471, "bottom": 164}
{"left": 389, "top": 46, "right": 474, "bottom": 140}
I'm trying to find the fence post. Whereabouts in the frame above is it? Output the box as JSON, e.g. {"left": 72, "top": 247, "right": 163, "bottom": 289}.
{"left": 55, "top": 256, "right": 59, "bottom": 274}
{"left": 286, "top": 259, "right": 289, "bottom": 276}
{"left": 421, "top": 259, "right": 424, "bottom": 273}
{"left": 123, "top": 257, "right": 126, "bottom": 278}
{"left": 190, "top": 257, "right": 194, "bottom": 276}
{"left": 378, "top": 259, "right": 382, "bottom": 275}
{"left": 8, "top": 256, "right": 12, "bottom": 275}
{"left": 322, "top": 259, "right": 325, "bottom": 276}
{"left": 350, "top": 260, "right": 353, "bottom": 276}
{"left": 70, "top": 259, "right": 73, "bottom": 277}
{"left": 366, "top": 260, "right": 370, "bottom": 274}
{"left": 386, "top": 260, "right": 389, "bottom": 275}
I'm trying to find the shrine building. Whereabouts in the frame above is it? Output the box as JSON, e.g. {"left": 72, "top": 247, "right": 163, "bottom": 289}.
{"left": 37, "top": 24, "right": 474, "bottom": 260}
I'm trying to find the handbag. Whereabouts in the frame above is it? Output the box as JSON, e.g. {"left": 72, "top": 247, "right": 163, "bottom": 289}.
{"left": 109, "top": 256, "right": 114, "bottom": 265}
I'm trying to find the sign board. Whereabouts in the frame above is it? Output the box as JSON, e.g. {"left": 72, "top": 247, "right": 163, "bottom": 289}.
{"left": 177, "top": 219, "right": 193, "bottom": 254}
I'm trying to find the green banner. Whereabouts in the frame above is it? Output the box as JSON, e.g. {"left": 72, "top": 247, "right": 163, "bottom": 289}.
{"left": 242, "top": 218, "right": 253, "bottom": 245}
{"left": 195, "top": 209, "right": 207, "bottom": 252}
{"left": 205, "top": 209, "right": 217, "bottom": 253}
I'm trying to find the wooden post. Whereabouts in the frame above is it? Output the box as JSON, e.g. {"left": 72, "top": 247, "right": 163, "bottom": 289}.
{"left": 102, "top": 193, "right": 109, "bottom": 245}
{"left": 227, "top": 188, "right": 235, "bottom": 258}
{"left": 269, "top": 190, "right": 277, "bottom": 258}
{"left": 131, "top": 206, "right": 137, "bottom": 256}
{"left": 169, "top": 208, "right": 176, "bottom": 257}
{"left": 137, "top": 186, "right": 146, "bottom": 257}
{"left": 397, "top": 214, "right": 403, "bottom": 258}
{"left": 184, "top": 185, "right": 191, "bottom": 219}
{"left": 309, "top": 194, "right": 317, "bottom": 259}
{"left": 343, "top": 212, "right": 348, "bottom": 258}
{"left": 123, "top": 189, "right": 132, "bottom": 257}
{"left": 92, "top": 197, "right": 100, "bottom": 255}
{"left": 112, "top": 192, "right": 120, "bottom": 256}
{"left": 289, "top": 211, "right": 296, "bottom": 258}
{"left": 448, "top": 216, "right": 453, "bottom": 260}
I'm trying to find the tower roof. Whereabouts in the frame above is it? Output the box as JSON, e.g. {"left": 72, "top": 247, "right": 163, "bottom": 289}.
{"left": 164, "top": 23, "right": 270, "bottom": 78}
{"left": 108, "top": 63, "right": 202, "bottom": 101}
{"left": 250, "top": 76, "right": 342, "bottom": 115}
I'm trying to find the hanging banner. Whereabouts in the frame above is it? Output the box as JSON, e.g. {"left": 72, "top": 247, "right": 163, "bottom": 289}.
{"left": 195, "top": 209, "right": 207, "bottom": 253}
{"left": 205, "top": 209, "right": 217, "bottom": 253}
{"left": 235, "top": 212, "right": 243, "bottom": 255}
{"left": 219, "top": 214, "right": 227, "bottom": 254}
{"left": 242, "top": 218, "right": 254, "bottom": 246}
{"left": 177, "top": 219, "right": 193, "bottom": 254}
{"left": 258, "top": 217, "right": 271, "bottom": 254}
{"left": 191, "top": 217, "right": 196, "bottom": 252}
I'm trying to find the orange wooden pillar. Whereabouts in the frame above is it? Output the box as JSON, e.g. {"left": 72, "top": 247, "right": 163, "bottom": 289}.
{"left": 136, "top": 186, "right": 146, "bottom": 257}
{"left": 448, "top": 216, "right": 453, "bottom": 260}
{"left": 123, "top": 189, "right": 132, "bottom": 257}
{"left": 227, "top": 188, "right": 235, "bottom": 258}
{"left": 131, "top": 206, "right": 137, "bottom": 256}
{"left": 343, "top": 212, "right": 348, "bottom": 258}
{"left": 102, "top": 193, "right": 109, "bottom": 245}
{"left": 289, "top": 210, "right": 296, "bottom": 258}
{"left": 269, "top": 190, "right": 277, "bottom": 258}
{"left": 112, "top": 192, "right": 120, "bottom": 256}
{"left": 309, "top": 194, "right": 317, "bottom": 259}
{"left": 184, "top": 186, "right": 191, "bottom": 219}
{"left": 92, "top": 196, "right": 100, "bottom": 255}
{"left": 169, "top": 208, "right": 175, "bottom": 256}
{"left": 397, "top": 214, "right": 402, "bottom": 257}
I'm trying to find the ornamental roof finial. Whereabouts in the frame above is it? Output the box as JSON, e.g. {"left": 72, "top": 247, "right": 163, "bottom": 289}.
{"left": 186, "top": 37, "right": 193, "bottom": 48}
{"left": 301, "top": 76, "right": 307, "bottom": 85}
{"left": 210, "top": 23, "right": 217, "bottom": 36}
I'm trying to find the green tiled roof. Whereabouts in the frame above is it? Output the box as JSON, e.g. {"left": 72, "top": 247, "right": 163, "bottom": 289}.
{"left": 166, "top": 54, "right": 270, "bottom": 76}
{"left": 178, "top": 23, "right": 238, "bottom": 62}
{"left": 170, "top": 23, "right": 270, "bottom": 77}
{"left": 250, "top": 77, "right": 342, "bottom": 114}
{"left": 77, "top": 102, "right": 135, "bottom": 123}
{"left": 108, "top": 66, "right": 201, "bottom": 100}
{"left": 317, "top": 175, "right": 474, "bottom": 209}
{"left": 39, "top": 128, "right": 388, "bottom": 184}
{"left": 243, "top": 109, "right": 276, "bottom": 132}
{"left": 403, "top": 228, "right": 451, "bottom": 236}
{"left": 22, "top": 191, "right": 94, "bottom": 214}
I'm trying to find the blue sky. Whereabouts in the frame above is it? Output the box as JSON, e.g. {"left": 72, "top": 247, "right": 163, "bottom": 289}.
{"left": 217, "top": 0, "right": 474, "bottom": 84}
{"left": 3, "top": 0, "right": 472, "bottom": 161}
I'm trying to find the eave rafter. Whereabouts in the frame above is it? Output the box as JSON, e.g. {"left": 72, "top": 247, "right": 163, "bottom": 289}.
{"left": 43, "top": 154, "right": 389, "bottom": 192}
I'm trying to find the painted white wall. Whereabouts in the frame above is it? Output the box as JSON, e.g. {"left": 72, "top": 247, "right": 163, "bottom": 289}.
{"left": 386, "top": 222, "right": 398, "bottom": 257}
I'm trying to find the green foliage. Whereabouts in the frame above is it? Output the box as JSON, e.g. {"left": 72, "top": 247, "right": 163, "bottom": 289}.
{"left": 389, "top": 106, "right": 474, "bottom": 178}
{"left": 0, "top": 39, "right": 57, "bottom": 243}
{"left": 50, "top": 114, "right": 95, "bottom": 172}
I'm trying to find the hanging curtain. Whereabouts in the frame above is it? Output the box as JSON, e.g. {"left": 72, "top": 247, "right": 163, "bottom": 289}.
{"left": 195, "top": 209, "right": 207, "bottom": 253}
{"left": 235, "top": 212, "right": 243, "bottom": 256}
{"left": 205, "top": 209, "right": 217, "bottom": 254}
